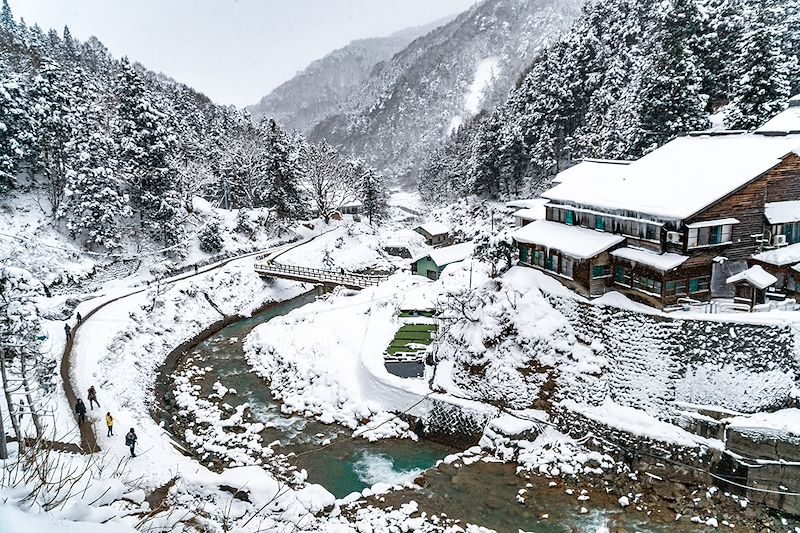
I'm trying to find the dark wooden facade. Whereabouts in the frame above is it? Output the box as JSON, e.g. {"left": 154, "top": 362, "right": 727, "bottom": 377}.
{"left": 517, "top": 154, "right": 800, "bottom": 308}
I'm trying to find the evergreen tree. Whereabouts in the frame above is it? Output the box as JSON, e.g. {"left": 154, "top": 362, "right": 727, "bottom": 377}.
{"left": 358, "top": 163, "right": 387, "bottom": 225}
{"left": 634, "top": 0, "right": 709, "bottom": 154}
{"left": 115, "top": 57, "right": 184, "bottom": 244}
{"left": 263, "top": 119, "right": 306, "bottom": 220}
{"left": 62, "top": 25, "right": 77, "bottom": 59}
{"left": 726, "top": 0, "right": 791, "bottom": 129}
{"left": 0, "top": 65, "right": 28, "bottom": 192}
{"left": 198, "top": 220, "right": 223, "bottom": 253}
{"left": 0, "top": 0, "right": 13, "bottom": 32}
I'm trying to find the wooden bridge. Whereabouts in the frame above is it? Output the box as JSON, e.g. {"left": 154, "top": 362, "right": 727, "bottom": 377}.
{"left": 254, "top": 260, "right": 388, "bottom": 290}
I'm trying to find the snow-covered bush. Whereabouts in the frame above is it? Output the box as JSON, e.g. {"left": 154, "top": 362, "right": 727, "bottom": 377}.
{"left": 199, "top": 220, "right": 224, "bottom": 253}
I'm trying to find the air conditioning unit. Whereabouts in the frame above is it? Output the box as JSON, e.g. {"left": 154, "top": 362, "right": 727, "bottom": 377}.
{"left": 773, "top": 234, "right": 788, "bottom": 247}
{"left": 666, "top": 231, "right": 682, "bottom": 244}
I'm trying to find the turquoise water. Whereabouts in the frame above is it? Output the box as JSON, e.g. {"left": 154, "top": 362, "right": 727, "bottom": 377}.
{"left": 179, "top": 292, "right": 455, "bottom": 498}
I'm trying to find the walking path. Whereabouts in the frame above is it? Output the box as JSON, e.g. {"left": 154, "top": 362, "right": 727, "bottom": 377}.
{"left": 60, "top": 233, "right": 328, "bottom": 454}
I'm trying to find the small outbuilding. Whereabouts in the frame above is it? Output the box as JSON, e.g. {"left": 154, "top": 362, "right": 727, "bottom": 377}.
{"left": 414, "top": 221, "right": 450, "bottom": 247}
{"left": 726, "top": 265, "right": 778, "bottom": 308}
{"left": 411, "top": 242, "right": 474, "bottom": 280}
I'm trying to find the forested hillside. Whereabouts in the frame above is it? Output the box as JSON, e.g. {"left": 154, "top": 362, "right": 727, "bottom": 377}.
{"left": 0, "top": 3, "right": 306, "bottom": 251}
{"left": 419, "top": 0, "right": 800, "bottom": 203}
{"left": 247, "top": 16, "right": 453, "bottom": 133}
{"left": 308, "top": 0, "right": 583, "bottom": 180}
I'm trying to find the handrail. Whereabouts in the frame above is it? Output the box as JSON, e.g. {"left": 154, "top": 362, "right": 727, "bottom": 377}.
{"left": 254, "top": 260, "right": 388, "bottom": 288}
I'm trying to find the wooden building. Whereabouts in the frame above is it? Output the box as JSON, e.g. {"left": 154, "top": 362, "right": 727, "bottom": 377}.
{"left": 411, "top": 242, "right": 473, "bottom": 280}
{"left": 512, "top": 114, "right": 800, "bottom": 308}
{"left": 414, "top": 222, "right": 450, "bottom": 247}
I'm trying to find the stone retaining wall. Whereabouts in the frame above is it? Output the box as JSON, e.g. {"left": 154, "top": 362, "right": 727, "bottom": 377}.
{"left": 548, "top": 295, "right": 800, "bottom": 417}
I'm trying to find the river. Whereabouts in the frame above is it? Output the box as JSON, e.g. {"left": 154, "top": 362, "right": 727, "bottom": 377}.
{"left": 155, "top": 292, "right": 711, "bottom": 533}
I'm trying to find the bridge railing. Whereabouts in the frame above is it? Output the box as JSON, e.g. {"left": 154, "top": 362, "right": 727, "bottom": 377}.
{"left": 254, "top": 260, "right": 388, "bottom": 288}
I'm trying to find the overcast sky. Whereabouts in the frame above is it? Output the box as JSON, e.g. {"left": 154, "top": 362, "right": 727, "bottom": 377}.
{"left": 9, "top": 0, "right": 476, "bottom": 107}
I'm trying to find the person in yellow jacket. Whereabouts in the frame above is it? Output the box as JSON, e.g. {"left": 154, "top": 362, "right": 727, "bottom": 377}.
{"left": 105, "top": 412, "right": 114, "bottom": 437}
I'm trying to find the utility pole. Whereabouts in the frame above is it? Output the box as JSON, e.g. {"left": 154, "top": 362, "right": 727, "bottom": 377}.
{"left": 0, "top": 385, "right": 7, "bottom": 459}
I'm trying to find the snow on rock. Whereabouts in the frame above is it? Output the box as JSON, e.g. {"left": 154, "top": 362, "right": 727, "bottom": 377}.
{"left": 0, "top": 503, "right": 138, "bottom": 533}
{"left": 727, "top": 408, "right": 800, "bottom": 437}
{"left": 561, "top": 399, "right": 719, "bottom": 449}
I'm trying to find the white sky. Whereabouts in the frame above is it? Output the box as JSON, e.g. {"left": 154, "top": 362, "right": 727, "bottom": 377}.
{"left": 9, "top": 0, "right": 476, "bottom": 107}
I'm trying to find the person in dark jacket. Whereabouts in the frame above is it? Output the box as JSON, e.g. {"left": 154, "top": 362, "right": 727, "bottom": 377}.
{"left": 76, "top": 311, "right": 82, "bottom": 324}
{"left": 125, "top": 428, "right": 137, "bottom": 457}
{"left": 88, "top": 386, "right": 99, "bottom": 409}
{"left": 75, "top": 399, "right": 87, "bottom": 424}
{"left": 64, "top": 323, "right": 71, "bottom": 341}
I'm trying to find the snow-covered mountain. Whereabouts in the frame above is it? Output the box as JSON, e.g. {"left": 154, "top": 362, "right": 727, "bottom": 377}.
{"left": 247, "top": 16, "right": 454, "bottom": 133}
{"left": 307, "top": 0, "right": 584, "bottom": 179}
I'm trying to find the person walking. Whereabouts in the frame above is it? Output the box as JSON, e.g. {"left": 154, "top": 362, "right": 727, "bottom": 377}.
{"left": 125, "top": 428, "right": 137, "bottom": 457}
{"left": 64, "top": 322, "right": 71, "bottom": 341}
{"left": 75, "top": 399, "right": 87, "bottom": 424}
{"left": 76, "top": 311, "right": 82, "bottom": 324}
{"left": 88, "top": 386, "right": 100, "bottom": 409}
{"left": 105, "top": 412, "right": 114, "bottom": 437}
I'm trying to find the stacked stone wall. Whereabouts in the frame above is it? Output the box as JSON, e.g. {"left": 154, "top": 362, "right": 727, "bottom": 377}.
{"left": 547, "top": 295, "right": 800, "bottom": 418}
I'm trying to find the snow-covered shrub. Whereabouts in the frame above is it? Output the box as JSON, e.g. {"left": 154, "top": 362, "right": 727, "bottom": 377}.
{"left": 199, "top": 220, "right": 224, "bottom": 253}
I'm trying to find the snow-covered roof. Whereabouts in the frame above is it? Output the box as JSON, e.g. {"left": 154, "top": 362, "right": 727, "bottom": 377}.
{"left": 610, "top": 247, "right": 688, "bottom": 272}
{"left": 418, "top": 242, "right": 474, "bottom": 267}
{"left": 544, "top": 134, "right": 800, "bottom": 220}
{"left": 513, "top": 206, "right": 546, "bottom": 222}
{"left": 338, "top": 200, "right": 363, "bottom": 208}
{"left": 506, "top": 198, "right": 548, "bottom": 209}
{"left": 764, "top": 200, "right": 800, "bottom": 224}
{"left": 752, "top": 242, "right": 800, "bottom": 266}
{"left": 553, "top": 159, "right": 631, "bottom": 184}
{"left": 686, "top": 218, "right": 739, "bottom": 229}
{"left": 512, "top": 219, "right": 624, "bottom": 260}
{"left": 726, "top": 265, "right": 777, "bottom": 289}
{"left": 756, "top": 95, "right": 800, "bottom": 134}
{"left": 415, "top": 221, "right": 449, "bottom": 237}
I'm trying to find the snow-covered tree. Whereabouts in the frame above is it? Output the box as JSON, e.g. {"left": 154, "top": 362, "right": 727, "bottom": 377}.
{"left": 357, "top": 162, "right": 387, "bottom": 225}
{"left": 302, "top": 141, "right": 358, "bottom": 223}
{"left": 262, "top": 119, "right": 306, "bottom": 221}
{"left": 634, "top": 0, "right": 709, "bottom": 154}
{"left": 115, "top": 57, "right": 184, "bottom": 244}
{"left": 725, "top": 0, "right": 791, "bottom": 129}
{"left": 199, "top": 219, "right": 223, "bottom": 253}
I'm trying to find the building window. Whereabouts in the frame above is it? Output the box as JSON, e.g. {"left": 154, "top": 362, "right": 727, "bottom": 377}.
{"left": 633, "top": 274, "right": 662, "bottom": 295}
{"left": 592, "top": 265, "right": 611, "bottom": 279}
{"left": 614, "top": 266, "right": 631, "bottom": 286}
{"left": 595, "top": 215, "right": 605, "bottom": 231}
{"left": 615, "top": 219, "right": 660, "bottom": 242}
{"left": 532, "top": 249, "right": 544, "bottom": 268}
{"left": 562, "top": 256, "right": 574, "bottom": 279}
{"left": 688, "top": 276, "right": 710, "bottom": 293}
{"left": 565, "top": 210, "right": 574, "bottom": 226}
{"left": 665, "top": 280, "right": 687, "bottom": 296}
{"left": 547, "top": 253, "right": 560, "bottom": 273}
{"left": 687, "top": 224, "right": 733, "bottom": 248}
{"left": 520, "top": 246, "right": 529, "bottom": 263}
